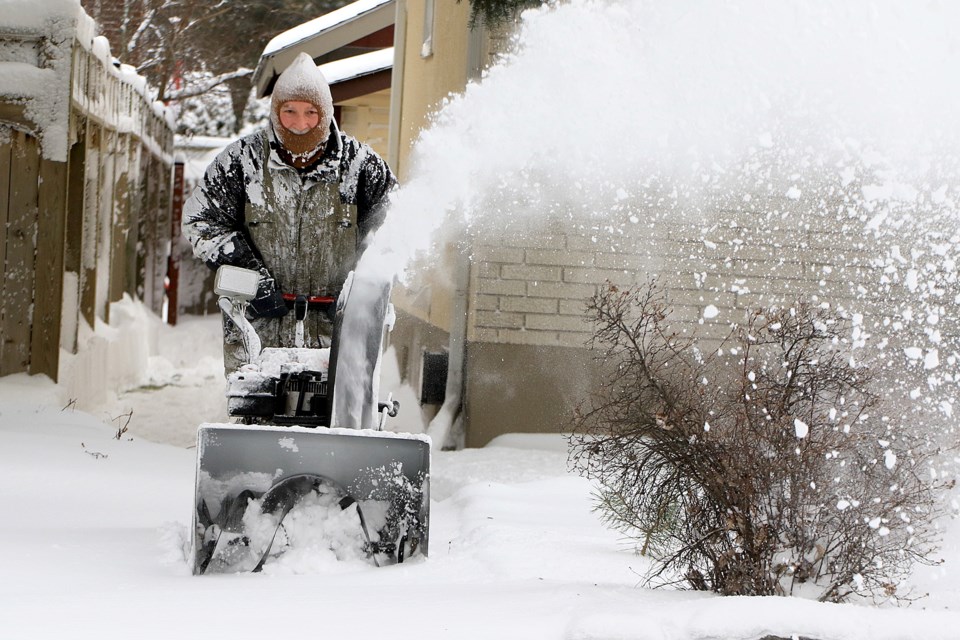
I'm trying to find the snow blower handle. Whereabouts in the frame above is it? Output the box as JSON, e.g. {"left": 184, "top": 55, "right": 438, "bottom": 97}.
{"left": 293, "top": 295, "right": 308, "bottom": 321}
{"left": 214, "top": 266, "right": 263, "bottom": 362}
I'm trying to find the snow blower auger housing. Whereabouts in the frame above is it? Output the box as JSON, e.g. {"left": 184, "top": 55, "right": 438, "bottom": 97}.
{"left": 191, "top": 266, "right": 430, "bottom": 575}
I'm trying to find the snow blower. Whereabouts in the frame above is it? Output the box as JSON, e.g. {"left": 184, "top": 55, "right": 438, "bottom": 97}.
{"left": 191, "top": 265, "right": 430, "bottom": 574}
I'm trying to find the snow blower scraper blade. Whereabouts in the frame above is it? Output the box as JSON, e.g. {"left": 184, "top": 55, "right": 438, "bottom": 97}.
{"left": 192, "top": 424, "right": 430, "bottom": 574}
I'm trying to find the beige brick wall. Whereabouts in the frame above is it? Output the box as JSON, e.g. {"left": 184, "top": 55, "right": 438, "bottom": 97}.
{"left": 465, "top": 199, "right": 931, "bottom": 350}
{"left": 467, "top": 229, "right": 609, "bottom": 347}
{"left": 453, "top": 191, "right": 956, "bottom": 447}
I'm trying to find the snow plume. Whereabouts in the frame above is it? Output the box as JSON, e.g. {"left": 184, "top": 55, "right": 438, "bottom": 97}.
{"left": 353, "top": 1, "right": 960, "bottom": 456}
{"left": 364, "top": 0, "right": 960, "bottom": 275}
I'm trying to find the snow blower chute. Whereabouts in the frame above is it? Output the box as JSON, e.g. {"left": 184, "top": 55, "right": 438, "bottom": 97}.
{"left": 191, "top": 265, "right": 430, "bottom": 575}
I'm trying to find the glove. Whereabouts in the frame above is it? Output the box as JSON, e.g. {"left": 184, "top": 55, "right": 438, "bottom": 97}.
{"left": 247, "top": 272, "right": 288, "bottom": 319}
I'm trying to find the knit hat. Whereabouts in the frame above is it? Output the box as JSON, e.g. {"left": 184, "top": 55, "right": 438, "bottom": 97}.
{"left": 270, "top": 52, "right": 335, "bottom": 167}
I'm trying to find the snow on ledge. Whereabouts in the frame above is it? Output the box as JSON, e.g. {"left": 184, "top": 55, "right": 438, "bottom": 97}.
{"left": 0, "top": 0, "right": 173, "bottom": 161}
{"left": 0, "top": 0, "right": 84, "bottom": 32}
{"left": 0, "top": 61, "right": 55, "bottom": 98}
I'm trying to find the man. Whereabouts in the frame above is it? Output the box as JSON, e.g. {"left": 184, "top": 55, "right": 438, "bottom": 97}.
{"left": 183, "top": 53, "right": 396, "bottom": 373}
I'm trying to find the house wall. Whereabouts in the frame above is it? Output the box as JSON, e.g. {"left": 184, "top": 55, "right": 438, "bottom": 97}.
{"left": 394, "top": 0, "right": 473, "bottom": 182}
{"left": 337, "top": 88, "right": 392, "bottom": 161}
{"left": 458, "top": 187, "right": 953, "bottom": 445}
{"left": 466, "top": 203, "right": 917, "bottom": 347}
{"left": 462, "top": 340, "right": 599, "bottom": 447}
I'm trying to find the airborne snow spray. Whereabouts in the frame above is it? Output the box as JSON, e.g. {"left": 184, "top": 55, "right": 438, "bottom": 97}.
{"left": 345, "top": 0, "right": 960, "bottom": 452}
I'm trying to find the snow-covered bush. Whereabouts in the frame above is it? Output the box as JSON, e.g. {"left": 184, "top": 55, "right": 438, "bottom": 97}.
{"left": 175, "top": 81, "right": 237, "bottom": 138}
{"left": 174, "top": 74, "right": 269, "bottom": 137}
{"left": 568, "top": 280, "right": 945, "bottom": 603}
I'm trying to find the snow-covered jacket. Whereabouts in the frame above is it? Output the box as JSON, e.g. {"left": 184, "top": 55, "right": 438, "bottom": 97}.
{"left": 182, "top": 122, "right": 395, "bottom": 298}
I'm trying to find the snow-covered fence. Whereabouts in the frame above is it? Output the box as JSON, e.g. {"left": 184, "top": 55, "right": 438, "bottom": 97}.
{"left": 0, "top": 0, "right": 175, "bottom": 382}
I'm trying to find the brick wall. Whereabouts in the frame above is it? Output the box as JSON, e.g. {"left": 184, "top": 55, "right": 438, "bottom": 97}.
{"left": 469, "top": 229, "right": 597, "bottom": 348}
{"left": 80, "top": 0, "right": 145, "bottom": 53}
{"left": 465, "top": 196, "right": 949, "bottom": 354}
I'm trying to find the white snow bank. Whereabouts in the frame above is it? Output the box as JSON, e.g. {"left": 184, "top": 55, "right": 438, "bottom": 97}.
{"left": 486, "top": 432, "right": 569, "bottom": 452}
{"left": 0, "top": 402, "right": 194, "bottom": 530}
{"left": 568, "top": 595, "right": 960, "bottom": 640}
{"left": 52, "top": 298, "right": 229, "bottom": 449}
{"left": 2, "top": 312, "right": 960, "bottom": 638}
{"left": 58, "top": 295, "right": 160, "bottom": 410}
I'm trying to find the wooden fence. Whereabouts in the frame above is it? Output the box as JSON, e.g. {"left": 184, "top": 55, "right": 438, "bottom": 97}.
{"left": 0, "top": 11, "right": 175, "bottom": 382}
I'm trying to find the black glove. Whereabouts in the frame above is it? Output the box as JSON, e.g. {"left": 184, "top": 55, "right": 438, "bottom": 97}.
{"left": 247, "top": 272, "right": 288, "bottom": 318}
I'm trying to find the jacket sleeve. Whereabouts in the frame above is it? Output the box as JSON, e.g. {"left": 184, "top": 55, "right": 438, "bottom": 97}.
{"left": 342, "top": 139, "right": 397, "bottom": 238}
{"left": 181, "top": 141, "right": 265, "bottom": 272}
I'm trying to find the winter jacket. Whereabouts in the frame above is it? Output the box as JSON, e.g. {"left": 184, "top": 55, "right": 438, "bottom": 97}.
{"left": 182, "top": 121, "right": 395, "bottom": 298}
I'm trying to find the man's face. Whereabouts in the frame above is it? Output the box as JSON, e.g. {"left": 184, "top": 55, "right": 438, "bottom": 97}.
{"left": 279, "top": 101, "right": 321, "bottom": 135}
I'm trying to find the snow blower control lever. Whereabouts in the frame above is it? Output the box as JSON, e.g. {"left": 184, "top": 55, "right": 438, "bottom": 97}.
{"left": 282, "top": 293, "right": 335, "bottom": 349}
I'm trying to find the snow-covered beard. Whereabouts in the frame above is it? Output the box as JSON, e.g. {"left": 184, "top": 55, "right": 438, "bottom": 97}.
{"left": 273, "top": 121, "right": 329, "bottom": 169}
{"left": 269, "top": 91, "right": 331, "bottom": 168}
{"left": 268, "top": 52, "right": 335, "bottom": 166}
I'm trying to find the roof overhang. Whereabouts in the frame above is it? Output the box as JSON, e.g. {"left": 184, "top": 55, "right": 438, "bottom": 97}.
{"left": 253, "top": 0, "right": 396, "bottom": 98}
{"left": 322, "top": 47, "right": 393, "bottom": 103}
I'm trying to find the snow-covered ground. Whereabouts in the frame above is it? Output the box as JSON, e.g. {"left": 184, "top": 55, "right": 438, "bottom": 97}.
{"left": 1, "top": 305, "right": 959, "bottom": 640}
{"left": 3, "top": 0, "right": 960, "bottom": 636}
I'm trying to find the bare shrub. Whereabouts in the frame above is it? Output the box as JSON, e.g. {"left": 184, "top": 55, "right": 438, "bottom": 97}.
{"left": 567, "top": 280, "right": 945, "bottom": 602}
{"left": 113, "top": 410, "right": 134, "bottom": 440}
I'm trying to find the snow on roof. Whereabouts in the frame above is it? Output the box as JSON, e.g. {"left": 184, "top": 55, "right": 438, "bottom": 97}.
{"left": 262, "top": 0, "right": 393, "bottom": 58}
{"left": 321, "top": 47, "right": 393, "bottom": 85}
{"left": 253, "top": 0, "right": 395, "bottom": 98}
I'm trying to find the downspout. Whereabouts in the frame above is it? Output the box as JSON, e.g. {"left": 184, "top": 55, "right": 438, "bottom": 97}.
{"left": 388, "top": 0, "right": 407, "bottom": 173}
{"left": 427, "top": 249, "right": 469, "bottom": 449}
{"left": 425, "top": 16, "right": 487, "bottom": 450}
